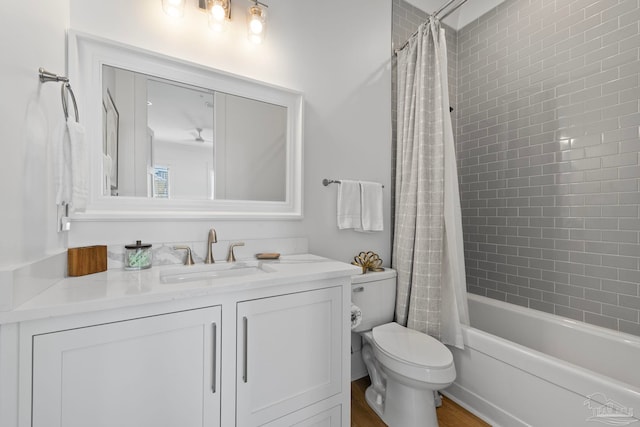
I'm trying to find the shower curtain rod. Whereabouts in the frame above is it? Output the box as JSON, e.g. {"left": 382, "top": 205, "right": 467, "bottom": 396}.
{"left": 394, "top": 0, "right": 470, "bottom": 55}
{"left": 434, "top": 0, "right": 470, "bottom": 21}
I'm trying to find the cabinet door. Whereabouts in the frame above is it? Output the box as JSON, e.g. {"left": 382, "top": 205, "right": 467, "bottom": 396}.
{"left": 237, "top": 287, "right": 342, "bottom": 426}
{"left": 32, "top": 306, "right": 221, "bottom": 427}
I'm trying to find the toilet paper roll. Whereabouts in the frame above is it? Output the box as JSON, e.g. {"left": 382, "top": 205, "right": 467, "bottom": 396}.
{"left": 351, "top": 303, "right": 362, "bottom": 330}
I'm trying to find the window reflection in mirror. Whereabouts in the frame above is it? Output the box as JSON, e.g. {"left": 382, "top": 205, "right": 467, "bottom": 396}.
{"left": 102, "top": 65, "right": 287, "bottom": 202}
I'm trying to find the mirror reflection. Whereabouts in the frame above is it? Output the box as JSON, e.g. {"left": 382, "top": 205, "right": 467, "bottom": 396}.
{"left": 102, "top": 65, "right": 287, "bottom": 202}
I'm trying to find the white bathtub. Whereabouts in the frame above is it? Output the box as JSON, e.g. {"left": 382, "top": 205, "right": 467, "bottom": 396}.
{"left": 444, "top": 294, "right": 640, "bottom": 427}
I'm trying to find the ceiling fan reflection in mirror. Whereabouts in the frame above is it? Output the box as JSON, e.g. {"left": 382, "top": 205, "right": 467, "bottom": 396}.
{"left": 182, "top": 127, "right": 212, "bottom": 144}
{"left": 195, "top": 127, "right": 205, "bottom": 142}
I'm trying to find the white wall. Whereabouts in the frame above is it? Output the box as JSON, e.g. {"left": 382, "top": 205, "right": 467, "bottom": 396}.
{"left": 1, "top": 0, "right": 392, "bottom": 268}
{"left": 0, "top": 1, "right": 69, "bottom": 267}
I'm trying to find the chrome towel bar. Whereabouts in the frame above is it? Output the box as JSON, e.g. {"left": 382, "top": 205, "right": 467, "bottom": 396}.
{"left": 323, "top": 178, "right": 384, "bottom": 188}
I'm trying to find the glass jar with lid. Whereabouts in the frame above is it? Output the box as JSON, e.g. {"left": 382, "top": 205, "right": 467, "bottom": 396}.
{"left": 124, "top": 240, "right": 153, "bottom": 270}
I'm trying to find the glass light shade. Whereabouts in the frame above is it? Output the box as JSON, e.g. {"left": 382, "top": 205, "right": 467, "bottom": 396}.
{"left": 211, "top": 1, "right": 226, "bottom": 20}
{"left": 162, "top": 0, "right": 185, "bottom": 18}
{"left": 208, "top": 0, "right": 229, "bottom": 32}
{"left": 247, "top": 5, "right": 266, "bottom": 44}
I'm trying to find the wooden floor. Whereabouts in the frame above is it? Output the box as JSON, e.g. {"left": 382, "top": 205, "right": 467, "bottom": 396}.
{"left": 351, "top": 377, "right": 490, "bottom": 427}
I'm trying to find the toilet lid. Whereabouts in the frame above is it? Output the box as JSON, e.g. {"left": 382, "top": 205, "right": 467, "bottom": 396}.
{"left": 372, "top": 322, "right": 453, "bottom": 368}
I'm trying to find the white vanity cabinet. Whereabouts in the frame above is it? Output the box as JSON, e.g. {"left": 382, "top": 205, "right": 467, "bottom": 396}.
{"left": 236, "top": 287, "right": 343, "bottom": 426}
{"left": 31, "top": 306, "right": 222, "bottom": 427}
{"left": 0, "top": 255, "right": 355, "bottom": 427}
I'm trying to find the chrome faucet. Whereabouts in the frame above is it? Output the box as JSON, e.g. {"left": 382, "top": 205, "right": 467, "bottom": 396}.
{"left": 226, "top": 242, "right": 245, "bottom": 262}
{"left": 205, "top": 228, "right": 217, "bottom": 264}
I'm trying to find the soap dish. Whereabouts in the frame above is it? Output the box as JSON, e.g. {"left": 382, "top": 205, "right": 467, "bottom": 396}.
{"left": 256, "top": 252, "right": 280, "bottom": 260}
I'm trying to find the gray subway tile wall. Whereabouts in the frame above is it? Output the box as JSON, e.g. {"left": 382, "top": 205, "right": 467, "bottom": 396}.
{"left": 392, "top": 0, "right": 640, "bottom": 337}
{"left": 457, "top": 0, "right": 640, "bottom": 336}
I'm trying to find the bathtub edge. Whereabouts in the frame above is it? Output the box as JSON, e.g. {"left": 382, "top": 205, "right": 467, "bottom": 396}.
{"left": 442, "top": 384, "right": 531, "bottom": 427}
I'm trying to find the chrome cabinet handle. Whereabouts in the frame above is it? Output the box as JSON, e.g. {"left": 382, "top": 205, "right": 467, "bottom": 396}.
{"left": 352, "top": 286, "right": 364, "bottom": 293}
{"left": 212, "top": 323, "right": 217, "bottom": 393}
{"left": 242, "top": 316, "right": 248, "bottom": 383}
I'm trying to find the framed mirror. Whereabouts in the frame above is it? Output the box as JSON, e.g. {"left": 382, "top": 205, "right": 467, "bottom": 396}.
{"left": 69, "top": 31, "right": 303, "bottom": 220}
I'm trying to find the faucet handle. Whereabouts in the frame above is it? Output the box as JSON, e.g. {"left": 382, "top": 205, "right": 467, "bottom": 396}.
{"left": 226, "top": 242, "right": 245, "bottom": 262}
{"left": 174, "top": 245, "right": 195, "bottom": 265}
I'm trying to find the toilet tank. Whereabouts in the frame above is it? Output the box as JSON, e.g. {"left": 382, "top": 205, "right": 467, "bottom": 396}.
{"left": 351, "top": 269, "right": 397, "bottom": 333}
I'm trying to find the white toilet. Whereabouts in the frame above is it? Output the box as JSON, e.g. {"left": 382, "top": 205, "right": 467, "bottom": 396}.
{"left": 352, "top": 269, "right": 456, "bottom": 427}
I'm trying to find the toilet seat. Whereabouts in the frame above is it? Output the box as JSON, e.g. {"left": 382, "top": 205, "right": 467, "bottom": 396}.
{"left": 370, "top": 322, "right": 455, "bottom": 385}
{"left": 373, "top": 322, "right": 453, "bottom": 368}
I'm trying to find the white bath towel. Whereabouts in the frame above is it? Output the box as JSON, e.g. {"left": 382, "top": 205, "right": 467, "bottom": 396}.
{"left": 54, "top": 119, "right": 88, "bottom": 210}
{"left": 359, "top": 181, "right": 384, "bottom": 232}
{"left": 337, "top": 179, "right": 361, "bottom": 229}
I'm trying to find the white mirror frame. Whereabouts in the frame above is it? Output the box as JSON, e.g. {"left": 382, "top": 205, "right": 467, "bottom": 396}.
{"left": 68, "top": 31, "right": 303, "bottom": 220}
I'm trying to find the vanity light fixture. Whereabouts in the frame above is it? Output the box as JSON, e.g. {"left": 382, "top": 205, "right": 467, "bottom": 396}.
{"left": 247, "top": 0, "right": 267, "bottom": 44}
{"left": 161, "top": 0, "right": 269, "bottom": 43}
{"left": 162, "top": 0, "right": 186, "bottom": 18}
{"left": 162, "top": 0, "right": 231, "bottom": 30}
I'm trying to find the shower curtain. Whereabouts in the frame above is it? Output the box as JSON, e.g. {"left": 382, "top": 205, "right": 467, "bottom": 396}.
{"left": 393, "top": 18, "right": 469, "bottom": 349}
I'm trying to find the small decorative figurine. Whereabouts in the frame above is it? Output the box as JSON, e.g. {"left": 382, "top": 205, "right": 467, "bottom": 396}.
{"left": 351, "top": 251, "right": 385, "bottom": 274}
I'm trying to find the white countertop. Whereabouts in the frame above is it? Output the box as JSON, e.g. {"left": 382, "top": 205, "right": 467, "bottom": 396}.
{"left": 0, "top": 254, "right": 361, "bottom": 324}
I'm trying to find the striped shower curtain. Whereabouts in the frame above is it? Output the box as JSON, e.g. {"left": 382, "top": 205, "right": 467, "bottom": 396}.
{"left": 393, "top": 18, "right": 469, "bottom": 349}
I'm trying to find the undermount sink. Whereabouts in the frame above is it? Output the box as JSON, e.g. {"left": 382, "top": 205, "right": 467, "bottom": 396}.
{"left": 160, "top": 261, "right": 272, "bottom": 284}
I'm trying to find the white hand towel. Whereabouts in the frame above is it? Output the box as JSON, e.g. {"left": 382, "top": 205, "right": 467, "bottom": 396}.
{"left": 359, "top": 181, "right": 384, "bottom": 232}
{"left": 67, "top": 120, "right": 88, "bottom": 210}
{"left": 337, "top": 179, "right": 361, "bottom": 229}
{"left": 54, "top": 119, "right": 88, "bottom": 211}
{"left": 54, "top": 121, "right": 72, "bottom": 206}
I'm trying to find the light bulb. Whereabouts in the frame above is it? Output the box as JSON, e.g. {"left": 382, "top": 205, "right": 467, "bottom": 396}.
{"left": 211, "top": 2, "right": 226, "bottom": 21}
{"left": 249, "top": 17, "right": 263, "bottom": 34}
